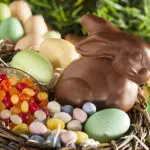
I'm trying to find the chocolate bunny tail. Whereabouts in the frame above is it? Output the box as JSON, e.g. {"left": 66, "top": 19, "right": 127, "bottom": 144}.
{"left": 81, "top": 14, "right": 120, "bottom": 35}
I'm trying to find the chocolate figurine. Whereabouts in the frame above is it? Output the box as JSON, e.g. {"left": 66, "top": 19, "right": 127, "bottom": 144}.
{"left": 55, "top": 14, "right": 150, "bottom": 112}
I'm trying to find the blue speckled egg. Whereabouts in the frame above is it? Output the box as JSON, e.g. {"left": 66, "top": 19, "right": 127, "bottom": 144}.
{"left": 82, "top": 102, "right": 96, "bottom": 115}
{"left": 47, "top": 134, "right": 61, "bottom": 148}
{"left": 61, "top": 105, "right": 74, "bottom": 115}
{"left": 30, "top": 135, "right": 45, "bottom": 143}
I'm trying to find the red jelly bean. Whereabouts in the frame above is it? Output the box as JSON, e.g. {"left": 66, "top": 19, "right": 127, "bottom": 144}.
{"left": 33, "top": 96, "right": 41, "bottom": 104}
{"left": 3, "top": 94, "right": 12, "bottom": 109}
{"left": 42, "top": 108, "right": 50, "bottom": 117}
{"left": 19, "top": 113, "right": 29, "bottom": 123}
{"left": 16, "top": 83, "right": 28, "bottom": 91}
{"left": 0, "top": 74, "right": 7, "bottom": 82}
{"left": 29, "top": 102, "right": 39, "bottom": 113}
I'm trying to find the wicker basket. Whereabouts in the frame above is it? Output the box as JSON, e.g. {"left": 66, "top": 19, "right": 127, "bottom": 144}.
{"left": 0, "top": 40, "right": 150, "bottom": 150}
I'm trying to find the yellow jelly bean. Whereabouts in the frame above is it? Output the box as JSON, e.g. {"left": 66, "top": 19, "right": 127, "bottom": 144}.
{"left": 11, "top": 94, "right": 19, "bottom": 104}
{"left": 21, "top": 101, "right": 29, "bottom": 113}
{"left": 22, "top": 88, "right": 35, "bottom": 97}
{"left": 37, "top": 92, "right": 48, "bottom": 101}
{"left": 8, "top": 76, "right": 19, "bottom": 86}
{"left": 47, "top": 118, "right": 65, "bottom": 130}
{"left": 12, "top": 123, "right": 29, "bottom": 134}
{"left": 75, "top": 131, "right": 88, "bottom": 144}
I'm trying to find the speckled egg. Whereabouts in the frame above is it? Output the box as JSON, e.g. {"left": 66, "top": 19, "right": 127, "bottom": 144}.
{"left": 67, "top": 120, "right": 82, "bottom": 131}
{"left": 82, "top": 102, "right": 96, "bottom": 115}
{"left": 47, "top": 101, "right": 61, "bottom": 113}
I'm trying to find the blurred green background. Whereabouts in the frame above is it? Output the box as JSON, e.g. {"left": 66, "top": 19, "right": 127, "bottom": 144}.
{"left": 1, "top": 0, "right": 150, "bottom": 41}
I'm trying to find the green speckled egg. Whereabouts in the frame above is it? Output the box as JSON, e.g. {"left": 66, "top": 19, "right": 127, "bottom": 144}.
{"left": 0, "top": 17, "right": 24, "bottom": 43}
{"left": 84, "top": 108, "right": 130, "bottom": 143}
{"left": 11, "top": 50, "right": 53, "bottom": 84}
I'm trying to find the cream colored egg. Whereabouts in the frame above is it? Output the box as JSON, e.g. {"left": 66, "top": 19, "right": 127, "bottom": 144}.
{"left": 15, "top": 33, "right": 44, "bottom": 50}
{"left": 39, "top": 38, "right": 80, "bottom": 69}
{"left": 24, "top": 15, "right": 48, "bottom": 35}
{"left": 9, "top": 1, "right": 32, "bottom": 24}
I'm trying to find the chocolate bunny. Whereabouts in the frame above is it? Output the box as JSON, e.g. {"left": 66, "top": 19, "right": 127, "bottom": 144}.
{"left": 55, "top": 14, "right": 150, "bottom": 112}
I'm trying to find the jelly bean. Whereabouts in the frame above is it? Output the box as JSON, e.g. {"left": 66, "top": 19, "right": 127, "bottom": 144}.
{"left": 0, "top": 109, "right": 11, "bottom": 119}
{"left": 67, "top": 120, "right": 82, "bottom": 131}
{"left": 75, "top": 131, "right": 88, "bottom": 144}
{"left": 21, "top": 101, "right": 29, "bottom": 113}
{"left": 8, "top": 76, "right": 19, "bottom": 86}
{"left": 37, "top": 92, "right": 48, "bottom": 101}
{"left": 73, "top": 108, "right": 87, "bottom": 123}
{"left": 61, "top": 105, "right": 74, "bottom": 115}
{"left": 39, "top": 101, "right": 48, "bottom": 108}
{"left": 22, "top": 88, "right": 35, "bottom": 97}
{"left": 1, "top": 79, "right": 11, "bottom": 91}
{"left": 10, "top": 115, "right": 22, "bottom": 124}
{"left": 34, "top": 110, "right": 46, "bottom": 121}
{"left": 27, "top": 113, "right": 35, "bottom": 125}
{"left": 19, "top": 113, "right": 28, "bottom": 123}
{"left": 61, "top": 131, "right": 77, "bottom": 145}
{"left": 18, "top": 93, "right": 30, "bottom": 101}
{"left": 21, "top": 78, "right": 34, "bottom": 87}
{"left": 30, "top": 135, "right": 45, "bottom": 143}
{"left": 82, "top": 102, "right": 96, "bottom": 115}
{"left": 29, "top": 121, "right": 48, "bottom": 135}
{"left": 29, "top": 102, "right": 39, "bottom": 113}
{"left": 54, "top": 112, "right": 72, "bottom": 123}
{"left": 0, "top": 102, "right": 5, "bottom": 111}
{"left": 3, "top": 93, "right": 12, "bottom": 109}
{"left": 47, "top": 101, "right": 61, "bottom": 113}
{"left": 9, "top": 123, "right": 17, "bottom": 129}
{"left": 42, "top": 108, "right": 50, "bottom": 117}
{"left": 10, "top": 107, "right": 21, "bottom": 115}
{"left": 47, "top": 118, "right": 65, "bottom": 130}
{"left": 0, "top": 90, "right": 6, "bottom": 101}
{"left": 47, "top": 135, "right": 61, "bottom": 148}
{"left": 11, "top": 94, "right": 19, "bottom": 104}
{"left": 0, "top": 74, "right": 7, "bottom": 82}
{"left": 12, "top": 123, "right": 29, "bottom": 134}
{"left": 33, "top": 96, "right": 41, "bottom": 104}
{"left": 16, "top": 82, "right": 28, "bottom": 91}
{"left": 9, "top": 87, "right": 19, "bottom": 95}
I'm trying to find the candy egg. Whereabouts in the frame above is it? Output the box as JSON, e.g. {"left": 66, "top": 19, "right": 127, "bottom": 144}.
{"left": 61, "top": 105, "right": 74, "bottom": 115}
{"left": 43, "top": 30, "right": 61, "bottom": 39}
{"left": 47, "top": 101, "right": 61, "bottom": 113}
{"left": 29, "top": 121, "right": 48, "bottom": 135}
{"left": 30, "top": 135, "right": 45, "bottom": 143}
{"left": 10, "top": 115, "right": 22, "bottom": 124}
{"left": 34, "top": 110, "right": 46, "bottom": 121}
{"left": 75, "top": 131, "right": 88, "bottom": 144}
{"left": 0, "top": 109, "right": 11, "bottom": 119}
{"left": 84, "top": 108, "right": 130, "bottom": 142}
{"left": 47, "top": 134, "right": 61, "bottom": 148}
{"left": 12, "top": 123, "right": 29, "bottom": 134}
{"left": 61, "top": 131, "right": 77, "bottom": 145}
{"left": 53, "top": 112, "right": 72, "bottom": 123}
{"left": 73, "top": 108, "right": 87, "bottom": 123}
{"left": 82, "top": 102, "right": 96, "bottom": 115}
{"left": 47, "top": 118, "right": 65, "bottom": 130}
{"left": 67, "top": 120, "right": 82, "bottom": 131}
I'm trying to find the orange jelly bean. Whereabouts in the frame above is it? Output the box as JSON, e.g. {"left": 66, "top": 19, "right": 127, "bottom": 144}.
{"left": 8, "top": 76, "right": 19, "bottom": 86}
{"left": 19, "top": 93, "right": 30, "bottom": 101}
{"left": 22, "top": 88, "right": 34, "bottom": 97}
{"left": 37, "top": 92, "right": 48, "bottom": 101}
{"left": 1, "top": 79, "right": 11, "bottom": 91}
{"left": 10, "top": 107, "right": 21, "bottom": 114}
{"left": 39, "top": 100, "right": 48, "bottom": 108}
{"left": 9, "top": 87, "right": 19, "bottom": 96}
{"left": 0, "top": 102, "right": 5, "bottom": 111}
{"left": 0, "top": 90, "right": 6, "bottom": 101}
{"left": 21, "top": 78, "right": 34, "bottom": 87}
{"left": 27, "top": 113, "right": 35, "bottom": 125}
{"left": 11, "top": 94, "right": 19, "bottom": 104}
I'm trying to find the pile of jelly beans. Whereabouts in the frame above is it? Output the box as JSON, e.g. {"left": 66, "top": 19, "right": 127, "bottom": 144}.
{"left": 0, "top": 73, "right": 100, "bottom": 148}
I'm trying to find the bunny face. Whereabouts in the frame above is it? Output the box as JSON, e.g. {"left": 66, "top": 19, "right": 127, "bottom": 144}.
{"left": 76, "top": 14, "right": 150, "bottom": 85}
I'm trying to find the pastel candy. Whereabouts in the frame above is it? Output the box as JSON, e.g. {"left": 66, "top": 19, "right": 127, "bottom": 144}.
{"left": 47, "top": 134, "right": 61, "bottom": 148}
{"left": 61, "top": 105, "right": 74, "bottom": 115}
{"left": 67, "top": 120, "right": 82, "bottom": 131}
{"left": 10, "top": 115, "right": 22, "bottom": 124}
{"left": 30, "top": 135, "right": 45, "bottom": 143}
{"left": 34, "top": 110, "right": 46, "bottom": 121}
{"left": 47, "top": 118, "right": 65, "bottom": 130}
{"left": 61, "top": 131, "right": 77, "bottom": 145}
{"left": 73, "top": 108, "right": 87, "bottom": 123}
{"left": 47, "top": 101, "right": 61, "bottom": 113}
{"left": 82, "top": 102, "right": 96, "bottom": 115}
{"left": 29, "top": 121, "right": 48, "bottom": 135}
{"left": 53, "top": 112, "right": 72, "bottom": 123}
{"left": 84, "top": 108, "right": 130, "bottom": 142}
{"left": 75, "top": 131, "right": 88, "bottom": 144}
{"left": 0, "top": 109, "right": 11, "bottom": 119}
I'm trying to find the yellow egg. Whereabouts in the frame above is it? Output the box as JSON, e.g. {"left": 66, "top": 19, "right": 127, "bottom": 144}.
{"left": 12, "top": 123, "right": 29, "bottom": 134}
{"left": 46, "top": 118, "right": 65, "bottom": 130}
{"left": 39, "top": 38, "right": 80, "bottom": 69}
{"left": 75, "top": 131, "right": 88, "bottom": 144}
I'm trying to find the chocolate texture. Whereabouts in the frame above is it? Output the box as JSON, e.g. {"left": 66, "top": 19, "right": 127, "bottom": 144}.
{"left": 55, "top": 14, "right": 150, "bottom": 112}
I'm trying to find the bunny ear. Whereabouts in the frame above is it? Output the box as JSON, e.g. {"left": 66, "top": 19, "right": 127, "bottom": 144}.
{"left": 81, "top": 14, "right": 120, "bottom": 35}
